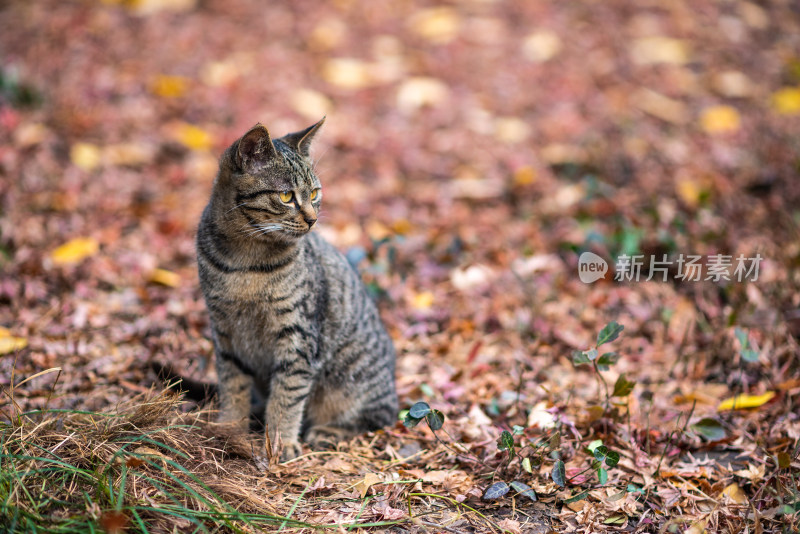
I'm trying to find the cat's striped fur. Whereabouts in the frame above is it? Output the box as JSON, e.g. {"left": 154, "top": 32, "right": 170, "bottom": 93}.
{"left": 196, "top": 119, "right": 397, "bottom": 461}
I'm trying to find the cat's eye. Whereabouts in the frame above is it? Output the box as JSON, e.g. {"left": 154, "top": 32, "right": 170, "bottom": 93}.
{"left": 310, "top": 188, "right": 321, "bottom": 201}
{"left": 279, "top": 191, "right": 293, "bottom": 203}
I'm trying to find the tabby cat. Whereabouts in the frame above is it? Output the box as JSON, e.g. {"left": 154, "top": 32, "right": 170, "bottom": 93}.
{"left": 195, "top": 118, "right": 397, "bottom": 461}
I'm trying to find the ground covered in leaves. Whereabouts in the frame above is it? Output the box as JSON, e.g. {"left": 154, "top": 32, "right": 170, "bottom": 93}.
{"left": 2, "top": 0, "right": 800, "bottom": 532}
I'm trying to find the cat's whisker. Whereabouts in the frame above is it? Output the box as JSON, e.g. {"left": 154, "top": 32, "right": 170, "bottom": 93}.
{"left": 226, "top": 202, "right": 252, "bottom": 214}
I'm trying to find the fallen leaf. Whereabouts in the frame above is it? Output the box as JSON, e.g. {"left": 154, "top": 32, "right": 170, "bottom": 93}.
{"left": 521, "top": 30, "right": 562, "bottom": 62}
{"left": 105, "top": 143, "right": 152, "bottom": 167}
{"left": 512, "top": 166, "right": 536, "bottom": 187}
{"left": 717, "top": 391, "right": 775, "bottom": 411}
{"left": 148, "top": 268, "right": 181, "bottom": 288}
{"left": 200, "top": 60, "right": 241, "bottom": 87}
{"left": 410, "top": 291, "right": 434, "bottom": 311}
{"left": 354, "top": 472, "right": 382, "bottom": 499}
{"left": 0, "top": 327, "right": 28, "bottom": 355}
{"left": 721, "top": 482, "right": 748, "bottom": 504}
{"left": 712, "top": 71, "right": 752, "bottom": 98}
{"left": 685, "top": 517, "right": 708, "bottom": 534}
{"left": 70, "top": 143, "right": 102, "bottom": 172}
{"left": 494, "top": 117, "right": 530, "bottom": 143}
{"left": 322, "top": 58, "right": 373, "bottom": 90}
{"left": 630, "top": 37, "right": 690, "bottom": 65}
{"left": 396, "top": 77, "right": 449, "bottom": 113}
{"left": 407, "top": 7, "right": 460, "bottom": 44}
{"left": 772, "top": 87, "right": 800, "bottom": 115}
{"left": 632, "top": 88, "right": 689, "bottom": 124}
{"left": 51, "top": 237, "right": 99, "bottom": 266}
{"left": 734, "top": 463, "right": 766, "bottom": 481}
{"left": 700, "top": 105, "right": 741, "bottom": 134}
{"left": 150, "top": 75, "right": 189, "bottom": 98}
{"left": 676, "top": 177, "right": 706, "bottom": 208}
{"left": 122, "top": 0, "right": 197, "bottom": 16}
{"left": 171, "top": 123, "right": 214, "bottom": 151}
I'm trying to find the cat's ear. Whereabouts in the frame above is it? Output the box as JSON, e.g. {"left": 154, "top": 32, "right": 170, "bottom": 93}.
{"left": 236, "top": 123, "right": 278, "bottom": 172}
{"left": 278, "top": 117, "right": 325, "bottom": 158}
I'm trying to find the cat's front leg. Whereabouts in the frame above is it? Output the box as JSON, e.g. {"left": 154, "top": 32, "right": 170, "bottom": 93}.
{"left": 265, "top": 351, "right": 314, "bottom": 461}
{"left": 214, "top": 348, "right": 253, "bottom": 430}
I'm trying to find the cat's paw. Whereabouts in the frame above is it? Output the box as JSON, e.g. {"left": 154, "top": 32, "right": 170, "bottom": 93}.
{"left": 306, "top": 425, "right": 354, "bottom": 449}
{"left": 279, "top": 441, "right": 303, "bottom": 462}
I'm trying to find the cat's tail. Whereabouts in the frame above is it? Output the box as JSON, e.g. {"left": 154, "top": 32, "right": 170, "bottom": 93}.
{"left": 149, "top": 361, "right": 217, "bottom": 403}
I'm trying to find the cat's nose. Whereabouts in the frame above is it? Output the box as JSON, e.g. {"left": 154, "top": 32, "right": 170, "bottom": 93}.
{"left": 304, "top": 216, "right": 317, "bottom": 227}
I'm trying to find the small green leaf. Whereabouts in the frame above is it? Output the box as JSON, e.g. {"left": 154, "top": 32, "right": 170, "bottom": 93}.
{"left": 626, "top": 484, "right": 643, "bottom": 494}
{"left": 552, "top": 460, "right": 566, "bottom": 488}
{"left": 734, "top": 327, "right": 748, "bottom": 348}
{"left": 586, "top": 439, "right": 603, "bottom": 453}
{"left": 497, "top": 430, "right": 515, "bottom": 457}
{"left": 403, "top": 414, "right": 424, "bottom": 428}
{"left": 426, "top": 409, "right": 445, "bottom": 431}
{"left": 597, "top": 321, "right": 624, "bottom": 347}
{"left": 482, "top": 481, "right": 510, "bottom": 501}
{"left": 690, "top": 417, "right": 727, "bottom": 441}
{"left": 596, "top": 352, "right": 619, "bottom": 371}
{"left": 510, "top": 480, "right": 537, "bottom": 501}
{"left": 419, "top": 383, "right": 435, "bottom": 397}
{"left": 592, "top": 445, "right": 620, "bottom": 467}
{"left": 741, "top": 349, "right": 759, "bottom": 362}
{"left": 564, "top": 490, "right": 590, "bottom": 503}
{"left": 512, "top": 425, "right": 525, "bottom": 435}
{"left": 612, "top": 374, "right": 636, "bottom": 397}
{"left": 586, "top": 348, "right": 598, "bottom": 361}
{"left": 572, "top": 350, "right": 591, "bottom": 365}
{"left": 408, "top": 401, "right": 431, "bottom": 419}
{"left": 597, "top": 467, "right": 608, "bottom": 484}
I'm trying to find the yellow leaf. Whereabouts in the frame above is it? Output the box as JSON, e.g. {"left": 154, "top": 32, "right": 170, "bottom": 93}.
{"left": 685, "top": 517, "right": 708, "bottom": 534}
{"left": 700, "top": 105, "right": 741, "bottom": 134}
{"left": 411, "top": 291, "right": 434, "bottom": 310}
{"left": 150, "top": 75, "right": 189, "bottom": 98}
{"left": 51, "top": 237, "right": 99, "bottom": 266}
{"left": 512, "top": 166, "right": 536, "bottom": 187}
{"left": 148, "top": 268, "right": 181, "bottom": 288}
{"left": 390, "top": 219, "right": 412, "bottom": 235}
{"left": 408, "top": 7, "right": 460, "bottom": 45}
{"left": 70, "top": 143, "right": 102, "bottom": 172}
{"left": 0, "top": 327, "right": 27, "bottom": 355}
{"left": 353, "top": 473, "right": 382, "bottom": 499}
{"left": 717, "top": 391, "right": 775, "bottom": 411}
{"left": 721, "top": 482, "right": 748, "bottom": 504}
{"left": 172, "top": 123, "right": 214, "bottom": 151}
{"left": 675, "top": 177, "right": 704, "bottom": 208}
{"left": 772, "top": 87, "right": 800, "bottom": 115}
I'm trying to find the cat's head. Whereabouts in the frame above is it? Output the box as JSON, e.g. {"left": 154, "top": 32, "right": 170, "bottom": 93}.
{"left": 217, "top": 118, "right": 325, "bottom": 241}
